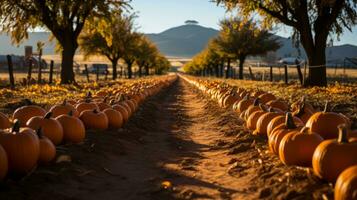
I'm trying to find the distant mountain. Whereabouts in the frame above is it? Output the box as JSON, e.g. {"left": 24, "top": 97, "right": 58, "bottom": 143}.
{"left": 146, "top": 24, "right": 219, "bottom": 57}
{"left": 1, "top": 24, "right": 357, "bottom": 64}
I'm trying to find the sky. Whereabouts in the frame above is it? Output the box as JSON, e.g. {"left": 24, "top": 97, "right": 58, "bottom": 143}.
{"left": 131, "top": 0, "right": 357, "bottom": 46}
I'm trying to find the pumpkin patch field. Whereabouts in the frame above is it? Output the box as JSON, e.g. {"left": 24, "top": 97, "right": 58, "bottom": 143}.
{"left": 0, "top": 74, "right": 357, "bottom": 199}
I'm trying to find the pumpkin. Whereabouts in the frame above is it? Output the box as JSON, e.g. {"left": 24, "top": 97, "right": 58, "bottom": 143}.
{"left": 49, "top": 99, "right": 79, "bottom": 118}
{"left": 55, "top": 112, "right": 86, "bottom": 143}
{"left": 246, "top": 106, "right": 267, "bottom": 131}
{"left": 118, "top": 101, "right": 133, "bottom": 117}
{"left": 254, "top": 109, "right": 283, "bottom": 136}
{"left": 243, "top": 98, "right": 261, "bottom": 120}
{"left": 268, "top": 113, "right": 303, "bottom": 155}
{"left": 252, "top": 90, "right": 265, "bottom": 98}
{"left": 79, "top": 109, "right": 108, "bottom": 131}
{"left": 266, "top": 99, "right": 289, "bottom": 111}
{"left": 113, "top": 104, "right": 130, "bottom": 123}
{"left": 0, "top": 121, "right": 39, "bottom": 174}
{"left": 267, "top": 115, "right": 304, "bottom": 139}
{"left": 258, "top": 93, "right": 276, "bottom": 104}
{"left": 97, "top": 98, "right": 111, "bottom": 111}
{"left": 292, "top": 102, "right": 315, "bottom": 124}
{"left": 36, "top": 129, "right": 56, "bottom": 164}
{"left": 312, "top": 124, "right": 357, "bottom": 183}
{"left": 0, "top": 144, "right": 8, "bottom": 180}
{"left": 26, "top": 112, "right": 64, "bottom": 145}
{"left": 0, "top": 112, "right": 11, "bottom": 129}
{"left": 291, "top": 96, "right": 315, "bottom": 113}
{"left": 75, "top": 100, "right": 99, "bottom": 115}
{"left": 306, "top": 102, "right": 351, "bottom": 139}
{"left": 236, "top": 95, "right": 255, "bottom": 114}
{"left": 279, "top": 127, "right": 323, "bottom": 167}
{"left": 126, "top": 100, "right": 138, "bottom": 113}
{"left": 13, "top": 100, "right": 46, "bottom": 127}
{"left": 103, "top": 108, "right": 123, "bottom": 129}
{"left": 335, "top": 165, "right": 357, "bottom": 200}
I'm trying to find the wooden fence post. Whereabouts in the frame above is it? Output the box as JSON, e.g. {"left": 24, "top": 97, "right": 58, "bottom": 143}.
{"left": 49, "top": 60, "right": 54, "bottom": 84}
{"left": 6, "top": 55, "right": 15, "bottom": 89}
{"left": 284, "top": 65, "right": 288, "bottom": 84}
{"left": 248, "top": 66, "right": 254, "bottom": 80}
{"left": 296, "top": 64, "right": 303, "bottom": 85}
{"left": 270, "top": 66, "right": 273, "bottom": 82}
{"left": 27, "top": 58, "right": 33, "bottom": 83}
{"left": 84, "top": 64, "right": 90, "bottom": 83}
{"left": 37, "top": 49, "right": 42, "bottom": 84}
{"left": 303, "top": 63, "right": 307, "bottom": 86}
{"left": 96, "top": 65, "right": 99, "bottom": 81}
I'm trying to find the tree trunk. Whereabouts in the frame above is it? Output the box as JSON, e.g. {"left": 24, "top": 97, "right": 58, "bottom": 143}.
{"left": 145, "top": 64, "right": 149, "bottom": 76}
{"left": 225, "top": 58, "right": 231, "bottom": 79}
{"left": 112, "top": 60, "right": 118, "bottom": 80}
{"left": 238, "top": 55, "right": 246, "bottom": 80}
{"left": 214, "top": 64, "right": 219, "bottom": 77}
{"left": 60, "top": 41, "right": 77, "bottom": 84}
{"left": 139, "top": 65, "right": 143, "bottom": 77}
{"left": 127, "top": 61, "right": 133, "bottom": 79}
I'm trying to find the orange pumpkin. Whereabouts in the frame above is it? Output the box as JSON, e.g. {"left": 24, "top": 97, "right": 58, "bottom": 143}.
{"left": 80, "top": 109, "right": 108, "bottom": 131}
{"left": 335, "top": 165, "right": 357, "bottom": 200}
{"left": 306, "top": 103, "right": 351, "bottom": 139}
{"left": 279, "top": 127, "right": 323, "bottom": 167}
{"left": 312, "top": 124, "right": 357, "bottom": 183}
{"left": 254, "top": 110, "right": 283, "bottom": 136}
{"left": 118, "top": 101, "right": 133, "bottom": 117}
{"left": 0, "top": 144, "right": 8, "bottom": 180}
{"left": 266, "top": 99, "right": 289, "bottom": 111}
{"left": 292, "top": 103, "right": 315, "bottom": 124}
{"left": 97, "top": 98, "right": 111, "bottom": 111}
{"left": 49, "top": 99, "right": 79, "bottom": 118}
{"left": 0, "top": 112, "right": 11, "bottom": 129}
{"left": 243, "top": 98, "right": 261, "bottom": 120}
{"left": 235, "top": 95, "right": 254, "bottom": 114}
{"left": 55, "top": 112, "right": 86, "bottom": 143}
{"left": 268, "top": 113, "right": 303, "bottom": 155}
{"left": 113, "top": 104, "right": 130, "bottom": 123}
{"left": 291, "top": 96, "right": 315, "bottom": 113}
{"left": 26, "top": 112, "right": 64, "bottom": 145}
{"left": 103, "top": 108, "right": 124, "bottom": 129}
{"left": 13, "top": 101, "right": 46, "bottom": 127}
{"left": 36, "top": 129, "right": 56, "bottom": 164}
{"left": 267, "top": 115, "right": 304, "bottom": 138}
{"left": 0, "top": 121, "right": 39, "bottom": 174}
{"left": 246, "top": 107, "right": 267, "bottom": 131}
{"left": 75, "top": 100, "right": 99, "bottom": 115}
{"left": 258, "top": 93, "right": 276, "bottom": 104}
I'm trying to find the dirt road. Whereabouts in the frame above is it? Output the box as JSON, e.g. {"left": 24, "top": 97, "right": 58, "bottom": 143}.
{"left": 0, "top": 77, "right": 332, "bottom": 200}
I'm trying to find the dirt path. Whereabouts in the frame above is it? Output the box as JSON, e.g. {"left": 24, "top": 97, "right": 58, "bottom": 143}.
{"left": 0, "top": 77, "right": 332, "bottom": 200}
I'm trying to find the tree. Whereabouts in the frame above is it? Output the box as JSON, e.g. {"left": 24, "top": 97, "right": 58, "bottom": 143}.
{"left": 134, "top": 36, "right": 159, "bottom": 77}
{"left": 0, "top": 0, "right": 128, "bottom": 84}
{"left": 215, "top": 18, "right": 281, "bottom": 79}
{"left": 215, "top": 0, "right": 357, "bottom": 86}
{"left": 80, "top": 13, "right": 135, "bottom": 80}
{"left": 122, "top": 32, "right": 142, "bottom": 79}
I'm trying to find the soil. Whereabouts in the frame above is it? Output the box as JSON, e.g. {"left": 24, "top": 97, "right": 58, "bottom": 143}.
{"left": 0, "top": 77, "right": 332, "bottom": 200}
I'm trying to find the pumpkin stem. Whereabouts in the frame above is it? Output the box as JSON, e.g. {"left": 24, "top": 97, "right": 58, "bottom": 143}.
{"left": 253, "top": 98, "right": 260, "bottom": 106}
{"left": 103, "top": 97, "right": 108, "bottom": 103}
{"left": 68, "top": 110, "right": 73, "bottom": 116}
{"left": 323, "top": 101, "right": 329, "bottom": 112}
{"left": 338, "top": 124, "right": 349, "bottom": 143}
{"left": 44, "top": 112, "right": 52, "bottom": 119}
{"left": 12, "top": 120, "right": 21, "bottom": 133}
{"left": 62, "top": 99, "right": 67, "bottom": 106}
{"left": 24, "top": 98, "right": 32, "bottom": 105}
{"left": 294, "top": 103, "right": 306, "bottom": 118}
{"left": 86, "top": 91, "right": 92, "bottom": 99}
{"left": 93, "top": 109, "right": 99, "bottom": 114}
{"left": 243, "top": 94, "right": 249, "bottom": 101}
{"left": 259, "top": 104, "right": 267, "bottom": 112}
{"left": 285, "top": 113, "right": 297, "bottom": 129}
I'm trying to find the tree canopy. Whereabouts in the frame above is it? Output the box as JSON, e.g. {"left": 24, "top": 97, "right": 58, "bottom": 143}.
{"left": 214, "top": 0, "right": 357, "bottom": 86}
{"left": 0, "top": 0, "right": 129, "bottom": 83}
